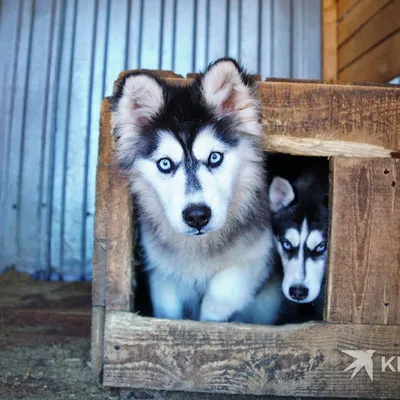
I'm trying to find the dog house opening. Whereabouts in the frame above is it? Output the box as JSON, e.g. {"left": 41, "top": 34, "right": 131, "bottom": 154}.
{"left": 130, "top": 154, "right": 330, "bottom": 327}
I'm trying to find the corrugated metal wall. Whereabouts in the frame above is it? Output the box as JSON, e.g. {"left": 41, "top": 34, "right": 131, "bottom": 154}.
{"left": 0, "top": 0, "right": 322, "bottom": 281}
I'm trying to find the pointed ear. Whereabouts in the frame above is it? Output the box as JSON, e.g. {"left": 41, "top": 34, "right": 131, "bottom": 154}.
{"left": 201, "top": 59, "right": 261, "bottom": 136}
{"left": 113, "top": 73, "right": 164, "bottom": 131}
{"left": 269, "top": 177, "right": 295, "bottom": 212}
{"left": 112, "top": 73, "right": 164, "bottom": 171}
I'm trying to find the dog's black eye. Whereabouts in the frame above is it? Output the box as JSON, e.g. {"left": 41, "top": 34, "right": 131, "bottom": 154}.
{"left": 208, "top": 152, "right": 223, "bottom": 168}
{"left": 314, "top": 242, "right": 327, "bottom": 254}
{"left": 281, "top": 240, "right": 292, "bottom": 251}
{"left": 157, "top": 158, "right": 174, "bottom": 173}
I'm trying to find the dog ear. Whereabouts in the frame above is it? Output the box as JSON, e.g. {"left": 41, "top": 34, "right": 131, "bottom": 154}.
{"left": 201, "top": 58, "right": 261, "bottom": 136}
{"left": 269, "top": 177, "right": 295, "bottom": 212}
{"left": 113, "top": 73, "right": 164, "bottom": 130}
{"left": 112, "top": 73, "right": 164, "bottom": 171}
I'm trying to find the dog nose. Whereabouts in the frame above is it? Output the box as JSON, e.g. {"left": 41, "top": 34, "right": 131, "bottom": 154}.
{"left": 289, "top": 285, "right": 309, "bottom": 301}
{"left": 183, "top": 205, "right": 211, "bottom": 231}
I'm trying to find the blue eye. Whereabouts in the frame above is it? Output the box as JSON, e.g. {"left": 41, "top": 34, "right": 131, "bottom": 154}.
{"left": 314, "top": 242, "right": 327, "bottom": 254}
{"left": 157, "top": 158, "right": 174, "bottom": 173}
{"left": 281, "top": 240, "right": 292, "bottom": 251}
{"left": 208, "top": 152, "right": 223, "bottom": 168}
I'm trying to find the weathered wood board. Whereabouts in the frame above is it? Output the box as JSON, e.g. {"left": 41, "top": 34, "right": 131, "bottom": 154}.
{"left": 326, "top": 158, "right": 400, "bottom": 324}
{"left": 323, "top": 0, "right": 338, "bottom": 83}
{"left": 338, "top": 1, "right": 400, "bottom": 72}
{"left": 103, "top": 312, "right": 400, "bottom": 398}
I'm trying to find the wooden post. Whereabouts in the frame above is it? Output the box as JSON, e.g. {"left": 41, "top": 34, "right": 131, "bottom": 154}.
{"left": 323, "top": 0, "right": 338, "bottom": 83}
{"left": 91, "top": 99, "right": 112, "bottom": 375}
{"left": 326, "top": 158, "right": 400, "bottom": 324}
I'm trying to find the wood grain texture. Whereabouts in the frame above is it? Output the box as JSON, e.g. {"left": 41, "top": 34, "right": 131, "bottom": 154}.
{"left": 105, "top": 155, "right": 134, "bottom": 312}
{"left": 92, "top": 99, "right": 111, "bottom": 306}
{"left": 339, "top": 28, "right": 400, "bottom": 83}
{"left": 338, "top": 1, "right": 400, "bottom": 71}
{"left": 337, "top": 0, "right": 358, "bottom": 19}
{"left": 338, "top": 0, "right": 392, "bottom": 45}
{"left": 260, "top": 81, "right": 400, "bottom": 156}
{"left": 103, "top": 312, "right": 400, "bottom": 397}
{"left": 91, "top": 306, "right": 105, "bottom": 376}
{"left": 323, "top": 0, "right": 338, "bottom": 82}
{"left": 326, "top": 158, "right": 400, "bottom": 324}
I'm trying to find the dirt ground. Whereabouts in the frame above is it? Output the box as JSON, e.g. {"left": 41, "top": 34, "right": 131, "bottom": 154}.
{"left": 0, "top": 271, "right": 362, "bottom": 400}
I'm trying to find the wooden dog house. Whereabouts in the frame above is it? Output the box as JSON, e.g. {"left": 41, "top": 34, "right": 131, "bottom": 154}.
{"left": 91, "top": 1, "right": 400, "bottom": 396}
{"left": 91, "top": 71, "right": 399, "bottom": 397}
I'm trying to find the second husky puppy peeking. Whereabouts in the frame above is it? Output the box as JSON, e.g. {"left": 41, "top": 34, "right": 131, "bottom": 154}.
{"left": 112, "top": 59, "right": 275, "bottom": 322}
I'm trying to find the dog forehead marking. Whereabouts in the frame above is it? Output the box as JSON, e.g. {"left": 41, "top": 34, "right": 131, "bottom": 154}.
{"left": 306, "top": 230, "right": 324, "bottom": 250}
{"left": 153, "top": 130, "right": 183, "bottom": 163}
{"left": 284, "top": 228, "right": 300, "bottom": 247}
{"left": 192, "top": 126, "right": 224, "bottom": 160}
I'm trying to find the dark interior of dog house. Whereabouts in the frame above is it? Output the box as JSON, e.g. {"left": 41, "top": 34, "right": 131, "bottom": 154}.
{"left": 0, "top": 1, "right": 399, "bottom": 399}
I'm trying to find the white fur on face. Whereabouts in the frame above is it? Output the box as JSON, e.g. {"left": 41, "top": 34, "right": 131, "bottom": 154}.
{"left": 278, "top": 219, "right": 326, "bottom": 303}
{"left": 134, "top": 127, "right": 242, "bottom": 236}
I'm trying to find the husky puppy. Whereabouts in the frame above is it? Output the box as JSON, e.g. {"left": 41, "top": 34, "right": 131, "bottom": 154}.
{"left": 111, "top": 58, "right": 276, "bottom": 322}
{"left": 269, "top": 166, "right": 329, "bottom": 321}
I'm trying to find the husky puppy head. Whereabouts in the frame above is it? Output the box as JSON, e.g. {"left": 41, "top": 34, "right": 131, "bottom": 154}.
{"left": 112, "top": 58, "right": 265, "bottom": 240}
{"left": 269, "top": 174, "right": 328, "bottom": 304}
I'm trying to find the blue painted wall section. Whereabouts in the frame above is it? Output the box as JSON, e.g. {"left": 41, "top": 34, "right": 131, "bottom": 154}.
{"left": 0, "top": 0, "right": 322, "bottom": 281}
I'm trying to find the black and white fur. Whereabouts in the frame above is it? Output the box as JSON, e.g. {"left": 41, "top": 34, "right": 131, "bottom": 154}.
{"left": 269, "top": 165, "right": 329, "bottom": 320}
{"left": 111, "top": 58, "right": 276, "bottom": 322}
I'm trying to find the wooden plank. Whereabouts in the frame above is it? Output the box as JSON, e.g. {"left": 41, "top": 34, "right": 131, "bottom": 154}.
{"left": 92, "top": 99, "right": 112, "bottom": 306}
{"left": 338, "top": 0, "right": 392, "bottom": 45}
{"left": 323, "top": 0, "right": 338, "bottom": 82}
{"left": 103, "top": 312, "right": 400, "bottom": 397}
{"left": 338, "top": 1, "right": 400, "bottom": 71}
{"left": 337, "top": 0, "right": 358, "bottom": 20}
{"left": 259, "top": 80, "right": 400, "bottom": 157}
{"left": 326, "top": 158, "right": 400, "bottom": 324}
{"left": 91, "top": 306, "right": 105, "bottom": 376}
{"left": 105, "top": 149, "right": 134, "bottom": 312}
{"left": 339, "top": 29, "right": 400, "bottom": 83}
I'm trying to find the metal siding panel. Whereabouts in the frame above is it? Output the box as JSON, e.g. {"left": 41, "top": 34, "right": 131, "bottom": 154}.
{"left": 271, "top": 0, "right": 291, "bottom": 77}
{"left": 51, "top": 0, "right": 77, "bottom": 278}
{"left": 104, "top": 0, "right": 129, "bottom": 96}
{"left": 141, "top": 0, "right": 162, "bottom": 70}
{"left": 239, "top": 0, "right": 260, "bottom": 72}
{"left": 0, "top": 0, "right": 22, "bottom": 269}
{"left": 259, "top": 0, "right": 272, "bottom": 78}
{"left": 18, "top": 0, "right": 54, "bottom": 273}
{"left": 194, "top": 0, "right": 207, "bottom": 72}
{"left": 207, "top": 0, "right": 228, "bottom": 65}
{"left": 174, "top": 0, "right": 196, "bottom": 75}
{"left": 0, "top": 0, "right": 322, "bottom": 278}
{"left": 62, "top": 0, "right": 97, "bottom": 281}
{"left": 2, "top": 0, "right": 35, "bottom": 271}
{"left": 40, "top": 0, "right": 65, "bottom": 279}
{"left": 227, "top": 0, "right": 240, "bottom": 62}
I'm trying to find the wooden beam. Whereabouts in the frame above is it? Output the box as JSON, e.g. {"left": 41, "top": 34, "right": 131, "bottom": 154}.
{"left": 103, "top": 312, "right": 400, "bottom": 397}
{"left": 338, "top": 1, "right": 400, "bottom": 72}
{"left": 339, "top": 29, "right": 400, "bottom": 83}
{"left": 338, "top": 0, "right": 392, "bottom": 45}
{"left": 323, "top": 0, "right": 338, "bottom": 82}
{"left": 326, "top": 158, "right": 400, "bottom": 324}
{"left": 337, "top": 0, "right": 358, "bottom": 20}
{"left": 259, "top": 80, "right": 400, "bottom": 157}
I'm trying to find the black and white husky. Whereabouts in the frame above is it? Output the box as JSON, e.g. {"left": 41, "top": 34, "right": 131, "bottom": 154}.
{"left": 111, "top": 58, "right": 276, "bottom": 322}
{"left": 269, "top": 162, "right": 329, "bottom": 321}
